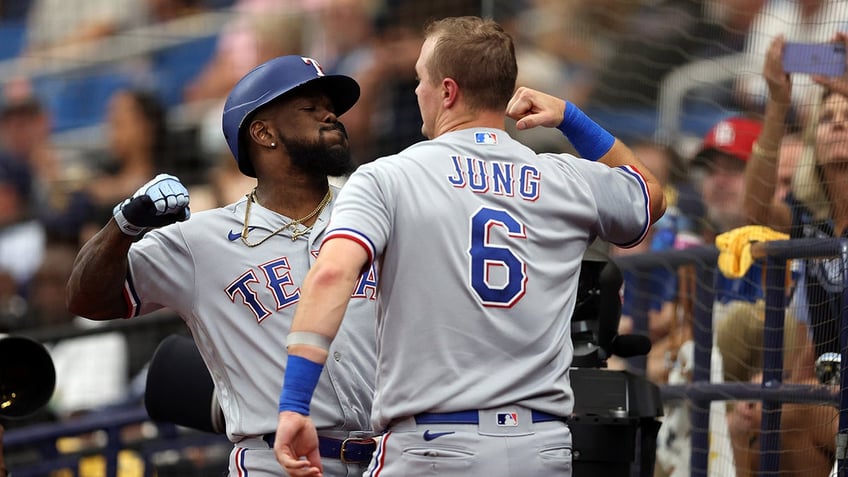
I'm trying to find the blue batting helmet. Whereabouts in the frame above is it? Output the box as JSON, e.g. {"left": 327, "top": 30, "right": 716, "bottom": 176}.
{"left": 222, "top": 55, "right": 360, "bottom": 177}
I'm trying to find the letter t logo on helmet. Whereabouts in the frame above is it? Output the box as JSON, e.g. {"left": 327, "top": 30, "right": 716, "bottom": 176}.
{"left": 301, "top": 57, "right": 325, "bottom": 76}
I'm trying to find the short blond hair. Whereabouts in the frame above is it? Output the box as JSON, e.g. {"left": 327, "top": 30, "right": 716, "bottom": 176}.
{"left": 423, "top": 16, "right": 517, "bottom": 112}
{"left": 716, "top": 300, "right": 806, "bottom": 383}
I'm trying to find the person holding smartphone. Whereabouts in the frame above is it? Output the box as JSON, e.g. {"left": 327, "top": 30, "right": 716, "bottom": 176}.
{"left": 744, "top": 33, "right": 848, "bottom": 379}
{"left": 811, "top": 32, "right": 848, "bottom": 95}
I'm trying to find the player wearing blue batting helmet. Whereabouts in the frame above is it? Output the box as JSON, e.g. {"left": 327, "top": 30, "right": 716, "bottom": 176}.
{"left": 222, "top": 55, "right": 360, "bottom": 177}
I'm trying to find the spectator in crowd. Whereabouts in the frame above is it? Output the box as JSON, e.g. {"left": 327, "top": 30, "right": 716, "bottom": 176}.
{"left": 609, "top": 141, "right": 705, "bottom": 382}
{"left": 735, "top": 0, "right": 848, "bottom": 125}
{"left": 0, "top": 85, "right": 58, "bottom": 187}
{"left": 692, "top": 116, "right": 763, "bottom": 240}
{"left": 654, "top": 118, "right": 770, "bottom": 476}
{"left": 314, "top": 0, "right": 377, "bottom": 77}
{"left": 655, "top": 297, "right": 818, "bottom": 477}
{"left": 500, "top": 0, "right": 617, "bottom": 154}
{"left": 0, "top": 84, "right": 92, "bottom": 244}
{"left": 23, "top": 0, "right": 146, "bottom": 57}
{"left": 0, "top": 152, "right": 44, "bottom": 296}
{"left": 145, "top": 0, "right": 204, "bottom": 22}
{"left": 586, "top": 0, "right": 765, "bottom": 141}
{"left": 613, "top": 119, "right": 761, "bottom": 382}
{"left": 76, "top": 89, "right": 174, "bottom": 241}
{"left": 0, "top": 98, "right": 39, "bottom": 331}
{"left": 187, "top": 102, "right": 257, "bottom": 212}
{"left": 717, "top": 301, "right": 833, "bottom": 477}
{"left": 28, "top": 241, "right": 131, "bottom": 420}
{"left": 182, "top": 0, "right": 310, "bottom": 105}
{"left": 716, "top": 300, "right": 815, "bottom": 385}
{"left": 342, "top": 1, "right": 481, "bottom": 165}
{"left": 688, "top": 115, "right": 771, "bottom": 328}
{"left": 743, "top": 32, "right": 848, "bottom": 367}
{"left": 741, "top": 129, "right": 804, "bottom": 229}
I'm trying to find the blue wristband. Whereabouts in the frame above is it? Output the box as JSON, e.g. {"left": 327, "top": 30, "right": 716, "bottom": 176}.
{"left": 279, "top": 355, "right": 324, "bottom": 414}
{"left": 556, "top": 101, "right": 615, "bottom": 161}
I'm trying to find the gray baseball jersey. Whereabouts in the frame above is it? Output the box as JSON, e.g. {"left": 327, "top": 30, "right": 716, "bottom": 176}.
{"left": 324, "top": 129, "right": 650, "bottom": 432}
{"left": 124, "top": 186, "right": 377, "bottom": 442}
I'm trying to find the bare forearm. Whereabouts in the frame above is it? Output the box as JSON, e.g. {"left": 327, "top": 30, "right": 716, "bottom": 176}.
{"left": 66, "top": 219, "right": 134, "bottom": 319}
{"left": 744, "top": 98, "right": 791, "bottom": 230}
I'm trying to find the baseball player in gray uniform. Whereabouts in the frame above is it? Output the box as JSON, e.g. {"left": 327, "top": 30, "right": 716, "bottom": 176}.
{"left": 273, "top": 17, "right": 668, "bottom": 477}
{"left": 273, "top": 17, "right": 666, "bottom": 477}
{"left": 67, "top": 56, "right": 378, "bottom": 477}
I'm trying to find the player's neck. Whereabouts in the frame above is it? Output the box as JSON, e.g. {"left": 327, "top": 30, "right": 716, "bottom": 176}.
{"left": 253, "top": 178, "right": 330, "bottom": 226}
{"left": 435, "top": 109, "right": 505, "bottom": 137}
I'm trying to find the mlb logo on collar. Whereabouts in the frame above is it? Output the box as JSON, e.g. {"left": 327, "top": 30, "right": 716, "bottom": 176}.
{"left": 475, "top": 131, "right": 498, "bottom": 145}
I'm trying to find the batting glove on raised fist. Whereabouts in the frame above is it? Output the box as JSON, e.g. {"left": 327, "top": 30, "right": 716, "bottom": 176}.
{"left": 113, "top": 174, "right": 191, "bottom": 236}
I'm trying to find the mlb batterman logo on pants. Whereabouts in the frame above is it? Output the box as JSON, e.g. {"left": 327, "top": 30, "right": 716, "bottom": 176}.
{"left": 497, "top": 412, "right": 518, "bottom": 426}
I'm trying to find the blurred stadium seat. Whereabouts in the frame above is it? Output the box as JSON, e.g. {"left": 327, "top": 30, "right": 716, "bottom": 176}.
{"left": 0, "top": 20, "right": 26, "bottom": 61}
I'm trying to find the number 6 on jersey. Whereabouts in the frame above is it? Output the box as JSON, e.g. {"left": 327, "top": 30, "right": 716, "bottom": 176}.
{"left": 468, "top": 207, "right": 528, "bottom": 307}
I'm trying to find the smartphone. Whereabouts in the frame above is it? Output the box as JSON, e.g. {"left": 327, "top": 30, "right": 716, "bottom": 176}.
{"left": 782, "top": 41, "right": 846, "bottom": 76}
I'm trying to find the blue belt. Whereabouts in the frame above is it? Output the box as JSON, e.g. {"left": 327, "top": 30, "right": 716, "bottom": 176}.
{"left": 414, "top": 410, "right": 564, "bottom": 425}
{"left": 262, "top": 434, "right": 376, "bottom": 464}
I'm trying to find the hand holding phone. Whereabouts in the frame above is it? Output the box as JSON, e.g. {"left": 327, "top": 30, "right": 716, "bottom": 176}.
{"left": 782, "top": 41, "right": 847, "bottom": 77}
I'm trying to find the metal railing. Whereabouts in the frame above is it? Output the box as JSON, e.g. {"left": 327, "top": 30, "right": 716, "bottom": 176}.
{"left": 4, "top": 405, "right": 231, "bottom": 476}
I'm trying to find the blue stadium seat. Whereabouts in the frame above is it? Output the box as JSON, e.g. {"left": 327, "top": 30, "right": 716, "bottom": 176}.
{"left": 0, "top": 20, "right": 27, "bottom": 61}
{"left": 586, "top": 103, "right": 737, "bottom": 145}
{"left": 32, "top": 70, "right": 137, "bottom": 132}
{"left": 150, "top": 35, "right": 218, "bottom": 105}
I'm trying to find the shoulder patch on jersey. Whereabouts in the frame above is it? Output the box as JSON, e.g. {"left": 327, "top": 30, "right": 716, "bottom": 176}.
{"left": 474, "top": 131, "right": 498, "bottom": 145}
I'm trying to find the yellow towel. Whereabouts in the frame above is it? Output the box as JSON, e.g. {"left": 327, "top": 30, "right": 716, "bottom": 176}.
{"left": 715, "top": 225, "right": 790, "bottom": 279}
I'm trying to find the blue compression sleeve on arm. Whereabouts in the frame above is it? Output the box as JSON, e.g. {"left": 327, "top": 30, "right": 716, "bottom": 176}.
{"left": 556, "top": 101, "right": 615, "bottom": 161}
{"left": 279, "top": 355, "right": 324, "bottom": 414}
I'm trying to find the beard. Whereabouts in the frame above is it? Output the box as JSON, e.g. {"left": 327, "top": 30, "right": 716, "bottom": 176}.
{"left": 283, "top": 123, "right": 355, "bottom": 177}
{"left": 706, "top": 206, "right": 747, "bottom": 234}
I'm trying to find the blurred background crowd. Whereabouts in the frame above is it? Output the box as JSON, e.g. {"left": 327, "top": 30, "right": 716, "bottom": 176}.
{"left": 0, "top": 0, "right": 846, "bottom": 475}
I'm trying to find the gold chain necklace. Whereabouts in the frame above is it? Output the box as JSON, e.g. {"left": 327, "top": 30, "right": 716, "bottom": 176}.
{"left": 240, "top": 188, "right": 332, "bottom": 246}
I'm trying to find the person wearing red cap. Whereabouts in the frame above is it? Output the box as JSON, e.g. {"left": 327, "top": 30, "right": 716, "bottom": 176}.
{"left": 692, "top": 116, "right": 764, "bottom": 239}
{"left": 689, "top": 116, "right": 772, "bottom": 312}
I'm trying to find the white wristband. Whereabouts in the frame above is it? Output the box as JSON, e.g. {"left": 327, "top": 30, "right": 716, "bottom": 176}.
{"left": 286, "top": 331, "right": 332, "bottom": 351}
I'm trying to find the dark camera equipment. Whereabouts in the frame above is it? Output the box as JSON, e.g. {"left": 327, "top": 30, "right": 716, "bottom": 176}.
{"left": 144, "top": 334, "right": 225, "bottom": 434}
{"left": 0, "top": 335, "right": 56, "bottom": 419}
{"left": 569, "top": 249, "right": 663, "bottom": 477}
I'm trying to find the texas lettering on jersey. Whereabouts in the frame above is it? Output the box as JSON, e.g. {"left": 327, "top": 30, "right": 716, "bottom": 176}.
{"left": 224, "top": 253, "right": 378, "bottom": 323}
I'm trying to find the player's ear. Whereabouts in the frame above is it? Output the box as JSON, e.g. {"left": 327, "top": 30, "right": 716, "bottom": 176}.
{"left": 443, "top": 77, "right": 459, "bottom": 108}
{"left": 248, "top": 118, "right": 275, "bottom": 149}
